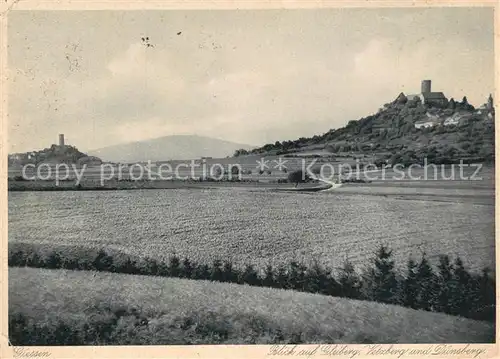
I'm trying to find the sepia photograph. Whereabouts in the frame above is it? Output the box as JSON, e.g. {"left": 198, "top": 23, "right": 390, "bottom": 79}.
{"left": 3, "top": 3, "right": 497, "bottom": 351}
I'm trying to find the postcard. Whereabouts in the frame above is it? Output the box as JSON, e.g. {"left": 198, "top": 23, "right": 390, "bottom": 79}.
{"left": 1, "top": 1, "right": 497, "bottom": 358}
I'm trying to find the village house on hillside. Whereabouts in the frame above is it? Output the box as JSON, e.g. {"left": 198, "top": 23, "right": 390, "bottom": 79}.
{"left": 414, "top": 120, "right": 436, "bottom": 129}
{"left": 476, "top": 94, "right": 495, "bottom": 119}
{"left": 414, "top": 112, "right": 441, "bottom": 129}
{"left": 443, "top": 113, "right": 463, "bottom": 126}
{"left": 393, "top": 80, "right": 495, "bottom": 130}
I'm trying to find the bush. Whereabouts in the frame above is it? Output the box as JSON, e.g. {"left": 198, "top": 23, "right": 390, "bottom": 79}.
{"left": 414, "top": 254, "right": 438, "bottom": 311}
{"left": 310, "top": 166, "right": 322, "bottom": 175}
{"left": 401, "top": 258, "right": 419, "bottom": 309}
{"left": 233, "top": 149, "right": 249, "bottom": 157}
{"left": 337, "top": 260, "right": 361, "bottom": 299}
{"left": 211, "top": 167, "right": 224, "bottom": 179}
{"left": 221, "top": 261, "right": 238, "bottom": 283}
{"left": 93, "top": 250, "right": 113, "bottom": 272}
{"left": 46, "top": 252, "right": 62, "bottom": 269}
{"left": 181, "top": 258, "right": 194, "bottom": 279}
{"left": 287, "top": 170, "right": 308, "bottom": 186}
{"left": 230, "top": 166, "right": 241, "bottom": 177}
{"left": 262, "top": 265, "right": 276, "bottom": 288}
{"left": 211, "top": 259, "right": 224, "bottom": 282}
{"left": 373, "top": 158, "right": 386, "bottom": 168}
{"left": 325, "top": 144, "right": 337, "bottom": 153}
{"left": 239, "top": 264, "right": 260, "bottom": 286}
{"left": 169, "top": 255, "right": 181, "bottom": 277}
{"left": 8, "top": 308, "right": 316, "bottom": 345}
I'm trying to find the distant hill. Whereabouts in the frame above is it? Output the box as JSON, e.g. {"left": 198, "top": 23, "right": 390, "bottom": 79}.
{"left": 88, "top": 135, "right": 253, "bottom": 163}
{"left": 247, "top": 95, "right": 495, "bottom": 165}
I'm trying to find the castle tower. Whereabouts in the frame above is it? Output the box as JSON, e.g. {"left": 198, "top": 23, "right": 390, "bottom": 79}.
{"left": 59, "top": 134, "right": 65, "bottom": 147}
{"left": 421, "top": 80, "right": 431, "bottom": 94}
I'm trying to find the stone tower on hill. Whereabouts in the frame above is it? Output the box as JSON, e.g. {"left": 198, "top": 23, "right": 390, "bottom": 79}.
{"left": 59, "top": 134, "right": 65, "bottom": 148}
{"left": 421, "top": 80, "right": 431, "bottom": 93}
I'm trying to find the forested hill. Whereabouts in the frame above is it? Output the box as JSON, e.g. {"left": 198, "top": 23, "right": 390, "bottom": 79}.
{"left": 239, "top": 95, "right": 495, "bottom": 165}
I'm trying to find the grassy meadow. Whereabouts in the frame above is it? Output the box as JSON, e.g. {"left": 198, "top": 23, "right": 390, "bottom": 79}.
{"left": 9, "top": 267, "right": 494, "bottom": 345}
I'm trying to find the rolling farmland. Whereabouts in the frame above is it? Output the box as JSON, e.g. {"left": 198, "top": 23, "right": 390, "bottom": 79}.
{"left": 8, "top": 185, "right": 495, "bottom": 272}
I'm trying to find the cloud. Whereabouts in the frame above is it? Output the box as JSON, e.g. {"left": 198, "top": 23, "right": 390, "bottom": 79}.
{"left": 79, "top": 44, "right": 278, "bottom": 145}
{"left": 107, "top": 43, "right": 148, "bottom": 76}
{"left": 7, "top": 9, "right": 494, "bottom": 153}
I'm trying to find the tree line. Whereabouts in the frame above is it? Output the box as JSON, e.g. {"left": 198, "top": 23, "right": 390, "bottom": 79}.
{"left": 8, "top": 244, "right": 495, "bottom": 322}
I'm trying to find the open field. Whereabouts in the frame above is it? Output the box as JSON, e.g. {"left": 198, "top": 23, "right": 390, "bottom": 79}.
{"left": 8, "top": 162, "right": 495, "bottom": 344}
{"left": 9, "top": 267, "right": 495, "bottom": 344}
{"left": 7, "top": 178, "right": 325, "bottom": 191}
{"left": 8, "top": 182, "right": 495, "bottom": 272}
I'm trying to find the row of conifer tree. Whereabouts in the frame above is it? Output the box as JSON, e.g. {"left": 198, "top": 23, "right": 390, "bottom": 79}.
{"left": 8, "top": 244, "right": 495, "bottom": 322}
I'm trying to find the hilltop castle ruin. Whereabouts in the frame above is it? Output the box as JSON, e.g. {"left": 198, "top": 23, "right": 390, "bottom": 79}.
{"left": 397, "top": 80, "right": 448, "bottom": 107}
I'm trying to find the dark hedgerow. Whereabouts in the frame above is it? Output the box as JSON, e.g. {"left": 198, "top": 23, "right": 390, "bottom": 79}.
{"left": 7, "top": 243, "right": 495, "bottom": 322}
{"left": 210, "top": 259, "right": 224, "bottom": 282}
{"left": 222, "top": 261, "right": 238, "bottom": 283}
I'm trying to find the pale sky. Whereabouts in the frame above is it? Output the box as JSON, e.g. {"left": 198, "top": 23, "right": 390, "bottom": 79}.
{"left": 8, "top": 8, "right": 494, "bottom": 153}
